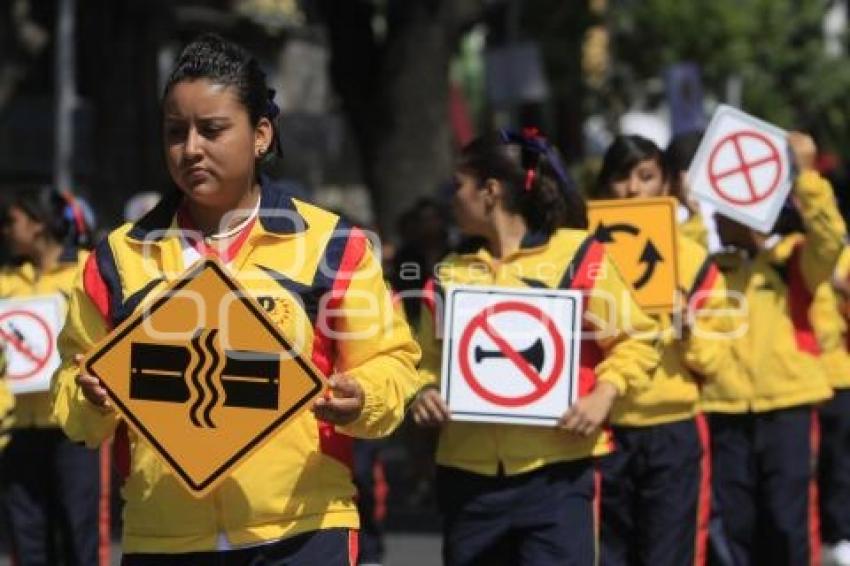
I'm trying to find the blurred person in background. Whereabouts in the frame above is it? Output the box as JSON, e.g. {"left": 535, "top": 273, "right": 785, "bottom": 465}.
{"left": 665, "top": 130, "right": 709, "bottom": 248}
{"left": 0, "top": 187, "right": 105, "bottom": 566}
{"left": 123, "top": 192, "right": 162, "bottom": 223}
{"left": 813, "top": 247, "right": 850, "bottom": 566}
{"left": 705, "top": 132, "right": 845, "bottom": 566}
{"left": 591, "top": 135, "right": 731, "bottom": 566}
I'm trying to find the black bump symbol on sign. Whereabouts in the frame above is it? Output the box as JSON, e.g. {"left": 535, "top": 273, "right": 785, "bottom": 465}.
{"left": 474, "top": 337, "right": 545, "bottom": 373}
{"left": 129, "top": 331, "right": 280, "bottom": 428}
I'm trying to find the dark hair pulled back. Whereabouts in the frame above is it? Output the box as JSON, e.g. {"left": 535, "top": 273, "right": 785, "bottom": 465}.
{"left": 592, "top": 134, "right": 669, "bottom": 199}
{"left": 5, "top": 187, "right": 92, "bottom": 248}
{"left": 163, "top": 33, "right": 281, "bottom": 157}
{"left": 457, "top": 131, "right": 587, "bottom": 234}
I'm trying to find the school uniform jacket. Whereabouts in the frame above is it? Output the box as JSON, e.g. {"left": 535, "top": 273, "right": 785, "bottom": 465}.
{"left": 700, "top": 170, "right": 846, "bottom": 413}
{"left": 0, "top": 247, "right": 86, "bottom": 431}
{"left": 611, "top": 233, "right": 732, "bottom": 427}
{"left": 416, "top": 228, "right": 660, "bottom": 476}
{"left": 811, "top": 247, "right": 850, "bottom": 390}
{"left": 50, "top": 183, "right": 421, "bottom": 553}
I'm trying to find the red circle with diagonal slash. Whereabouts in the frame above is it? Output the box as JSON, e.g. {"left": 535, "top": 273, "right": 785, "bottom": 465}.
{"left": 458, "top": 301, "right": 565, "bottom": 407}
{"left": 0, "top": 310, "right": 53, "bottom": 380}
{"left": 707, "top": 130, "right": 783, "bottom": 205}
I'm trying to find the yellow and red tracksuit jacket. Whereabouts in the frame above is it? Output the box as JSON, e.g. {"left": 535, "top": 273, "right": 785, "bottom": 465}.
{"left": 679, "top": 212, "right": 709, "bottom": 250}
{"left": 0, "top": 246, "right": 86, "bottom": 432}
{"left": 810, "top": 281, "right": 850, "bottom": 389}
{"left": 416, "top": 228, "right": 660, "bottom": 476}
{"left": 50, "top": 184, "right": 421, "bottom": 553}
{"left": 611, "top": 233, "right": 732, "bottom": 427}
{"left": 810, "top": 247, "right": 850, "bottom": 390}
{"left": 700, "top": 170, "right": 846, "bottom": 413}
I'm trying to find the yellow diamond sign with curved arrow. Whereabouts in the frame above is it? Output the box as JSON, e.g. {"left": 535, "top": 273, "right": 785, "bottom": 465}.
{"left": 587, "top": 197, "right": 680, "bottom": 313}
{"left": 84, "top": 258, "right": 326, "bottom": 497}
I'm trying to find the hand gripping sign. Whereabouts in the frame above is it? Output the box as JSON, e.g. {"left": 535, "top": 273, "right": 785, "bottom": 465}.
{"left": 440, "top": 285, "right": 582, "bottom": 426}
{"left": 0, "top": 295, "right": 64, "bottom": 395}
{"left": 687, "top": 104, "right": 791, "bottom": 233}
{"left": 84, "top": 259, "right": 326, "bottom": 497}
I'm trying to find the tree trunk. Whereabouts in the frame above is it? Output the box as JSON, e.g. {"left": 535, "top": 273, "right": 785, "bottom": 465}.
{"left": 321, "top": 0, "right": 456, "bottom": 237}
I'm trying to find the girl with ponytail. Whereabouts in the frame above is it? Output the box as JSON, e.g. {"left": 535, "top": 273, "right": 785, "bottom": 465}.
{"left": 411, "top": 129, "right": 660, "bottom": 565}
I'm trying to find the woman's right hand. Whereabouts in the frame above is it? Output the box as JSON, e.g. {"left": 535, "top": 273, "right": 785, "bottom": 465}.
{"left": 73, "top": 354, "right": 114, "bottom": 412}
{"left": 410, "top": 387, "right": 450, "bottom": 427}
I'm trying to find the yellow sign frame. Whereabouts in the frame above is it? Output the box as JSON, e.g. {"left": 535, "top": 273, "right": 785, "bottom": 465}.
{"left": 587, "top": 197, "right": 680, "bottom": 313}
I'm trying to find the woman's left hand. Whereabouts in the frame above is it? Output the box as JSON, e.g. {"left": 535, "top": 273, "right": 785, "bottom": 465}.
{"left": 557, "top": 381, "right": 618, "bottom": 437}
{"left": 312, "top": 374, "right": 365, "bottom": 426}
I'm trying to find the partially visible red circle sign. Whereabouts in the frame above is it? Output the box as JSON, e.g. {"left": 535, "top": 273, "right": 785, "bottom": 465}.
{"left": 0, "top": 310, "right": 53, "bottom": 380}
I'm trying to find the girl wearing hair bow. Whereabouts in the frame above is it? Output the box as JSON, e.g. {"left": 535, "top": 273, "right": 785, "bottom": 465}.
{"left": 412, "top": 129, "right": 660, "bottom": 566}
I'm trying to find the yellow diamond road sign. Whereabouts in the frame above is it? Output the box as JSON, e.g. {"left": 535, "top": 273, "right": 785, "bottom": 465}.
{"left": 85, "top": 258, "right": 326, "bottom": 497}
{"left": 587, "top": 197, "right": 680, "bottom": 313}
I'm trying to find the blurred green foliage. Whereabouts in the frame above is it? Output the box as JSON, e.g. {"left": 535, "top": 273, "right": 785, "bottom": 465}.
{"left": 609, "top": 0, "right": 850, "bottom": 155}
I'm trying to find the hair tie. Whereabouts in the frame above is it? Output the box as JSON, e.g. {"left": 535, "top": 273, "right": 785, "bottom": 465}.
{"left": 500, "top": 127, "right": 576, "bottom": 196}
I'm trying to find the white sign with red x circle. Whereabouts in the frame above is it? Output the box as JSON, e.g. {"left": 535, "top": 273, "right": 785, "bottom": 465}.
{"left": 440, "top": 285, "right": 582, "bottom": 426}
{"left": 688, "top": 104, "right": 791, "bottom": 233}
{"left": 0, "top": 295, "right": 64, "bottom": 394}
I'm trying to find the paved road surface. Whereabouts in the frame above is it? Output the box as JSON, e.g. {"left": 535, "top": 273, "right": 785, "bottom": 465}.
{"left": 0, "top": 532, "right": 443, "bottom": 566}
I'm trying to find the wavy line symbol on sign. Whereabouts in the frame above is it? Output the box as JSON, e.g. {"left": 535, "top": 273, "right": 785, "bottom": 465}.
{"left": 129, "top": 332, "right": 280, "bottom": 428}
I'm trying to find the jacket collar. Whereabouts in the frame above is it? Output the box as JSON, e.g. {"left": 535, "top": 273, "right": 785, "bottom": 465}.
{"left": 457, "top": 229, "right": 551, "bottom": 261}
{"left": 126, "top": 176, "right": 308, "bottom": 243}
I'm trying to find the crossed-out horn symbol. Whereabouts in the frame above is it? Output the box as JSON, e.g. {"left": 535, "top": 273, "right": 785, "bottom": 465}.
{"left": 474, "top": 338, "right": 545, "bottom": 373}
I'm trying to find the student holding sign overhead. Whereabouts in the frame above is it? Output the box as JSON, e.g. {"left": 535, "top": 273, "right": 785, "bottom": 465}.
{"left": 0, "top": 188, "right": 105, "bottom": 565}
{"left": 50, "top": 34, "right": 420, "bottom": 564}
{"left": 590, "top": 135, "right": 732, "bottom": 566}
{"left": 704, "top": 132, "right": 846, "bottom": 566}
{"left": 412, "top": 130, "right": 660, "bottom": 566}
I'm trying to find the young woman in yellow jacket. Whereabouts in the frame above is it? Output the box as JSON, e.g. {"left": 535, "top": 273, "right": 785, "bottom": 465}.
{"left": 706, "top": 132, "right": 845, "bottom": 566}
{"left": 590, "top": 135, "right": 732, "bottom": 566}
{"left": 411, "top": 130, "right": 660, "bottom": 566}
{"left": 50, "top": 34, "right": 420, "bottom": 563}
{"left": 0, "top": 188, "right": 107, "bottom": 565}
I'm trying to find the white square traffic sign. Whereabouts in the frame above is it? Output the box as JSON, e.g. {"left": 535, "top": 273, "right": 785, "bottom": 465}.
{"left": 440, "top": 285, "right": 582, "bottom": 426}
{"left": 687, "top": 104, "right": 791, "bottom": 233}
{"left": 0, "top": 295, "right": 64, "bottom": 394}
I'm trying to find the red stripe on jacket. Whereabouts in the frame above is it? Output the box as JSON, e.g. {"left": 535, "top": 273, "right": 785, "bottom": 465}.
{"left": 690, "top": 263, "right": 720, "bottom": 312}
{"left": 568, "top": 240, "right": 607, "bottom": 398}
{"left": 80, "top": 252, "right": 114, "bottom": 565}
{"left": 313, "top": 227, "right": 368, "bottom": 470}
{"left": 83, "top": 251, "right": 131, "bottom": 481}
{"left": 788, "top": 246, "right": 821, "bottom": 356}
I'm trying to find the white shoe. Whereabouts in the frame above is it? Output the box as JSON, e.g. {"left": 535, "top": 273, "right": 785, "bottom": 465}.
{"left": 832, "top": 540, "right": 850, "bottom": 566}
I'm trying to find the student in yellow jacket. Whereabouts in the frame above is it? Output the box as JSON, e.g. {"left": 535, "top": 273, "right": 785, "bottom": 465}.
{"left": 705, "top": 132, "right": 845, "bottom": 566}
{"left": 0, "top": 188, "right": 107, "bottom": 566}
{"left": 590, "top": 134, "right": 732, "bottom": 566}
{"left": 411, "top": 130, "right": 660, "bottom": 566}
{"left": 50, "top": 34, "right": 420, "bottom": 563}
{"left": 812, "top": 247, "right": 850, "bottom": 565}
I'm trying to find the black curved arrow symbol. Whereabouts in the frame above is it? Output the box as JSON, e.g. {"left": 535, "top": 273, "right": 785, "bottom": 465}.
{"left": 593, "top": 222, "right": 640, "bottom": 243}
{"left": 634, "top": 240, "right": 664, "bottom": 289}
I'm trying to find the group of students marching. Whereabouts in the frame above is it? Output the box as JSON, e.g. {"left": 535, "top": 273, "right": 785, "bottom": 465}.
{"left": 411, "top": 126, "right": 850, "bottom": 566}
{"left": 0, "top": 32, "right": 848, "bottom": 566}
